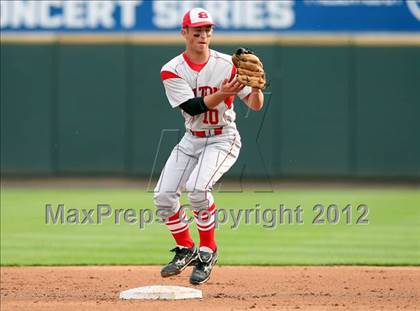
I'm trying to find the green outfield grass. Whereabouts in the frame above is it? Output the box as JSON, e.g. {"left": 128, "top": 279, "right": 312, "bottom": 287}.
{"left": 1, "top": 187, "right": 419, "bottom": 266}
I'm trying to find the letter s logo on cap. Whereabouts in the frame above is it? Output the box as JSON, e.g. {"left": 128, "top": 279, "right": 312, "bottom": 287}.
{"left": 198, "top": 11, "right": 208, "bottom": 19}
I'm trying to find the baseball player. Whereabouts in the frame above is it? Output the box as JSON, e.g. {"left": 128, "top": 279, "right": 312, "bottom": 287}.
{"left": 155, "top": 8, "right": 264, "bottom": 285}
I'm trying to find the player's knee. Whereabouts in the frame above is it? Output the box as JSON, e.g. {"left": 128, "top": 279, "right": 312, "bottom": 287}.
{"left": 153, "top": 190, "right": 178, "bottom": 210}
{"left": 185, "top": 179, "right": 214, "bottom": 210}
{"left": 185, "top": 177, "right": 208, "bottom": 194}
{"left": 187, "top": 190, "right": 209, "bottom": 211}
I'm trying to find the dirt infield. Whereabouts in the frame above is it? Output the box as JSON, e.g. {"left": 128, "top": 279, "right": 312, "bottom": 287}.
{"left": 1, "top": 266, "right": 419, "bottom": 311}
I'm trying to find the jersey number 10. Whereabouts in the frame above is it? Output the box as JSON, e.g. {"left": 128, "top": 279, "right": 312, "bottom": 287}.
{"left": 203, "top": 109, "right": 219, "bottom": 125}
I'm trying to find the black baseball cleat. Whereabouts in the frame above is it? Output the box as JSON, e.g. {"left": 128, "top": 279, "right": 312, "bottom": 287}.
{"left": 161, "top": 246, "right": 198, "bottom": 278}
{"left": 189, "top": 249, "right": 218, "bottom": 285}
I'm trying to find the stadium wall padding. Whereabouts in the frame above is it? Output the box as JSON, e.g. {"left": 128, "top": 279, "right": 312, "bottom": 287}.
{"left": 1, "top": 43, "right": 419, "bottom": 178}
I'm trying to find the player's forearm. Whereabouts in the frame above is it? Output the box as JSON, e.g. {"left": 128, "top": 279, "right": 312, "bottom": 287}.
{"left": 246, "top": 88, "right": 264, "bottom": 111}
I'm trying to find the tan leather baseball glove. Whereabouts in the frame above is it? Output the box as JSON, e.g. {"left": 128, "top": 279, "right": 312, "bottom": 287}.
{"left": 232, "top": 47, "right": 266, "bottom": 90}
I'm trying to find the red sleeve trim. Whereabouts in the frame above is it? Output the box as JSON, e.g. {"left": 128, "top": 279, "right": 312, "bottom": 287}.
{"left": 224, "top": 95, "right": 234, "bottom": 109}
{"left": 161, "top": 71, "right": 181, "bottom": 81}
{"left": 229, "top": 65, "right": 237, "bottom": 82}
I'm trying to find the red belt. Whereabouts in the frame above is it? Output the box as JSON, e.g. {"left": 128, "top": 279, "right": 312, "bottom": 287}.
{"left": 190, "top": 127, "right": 223, "bottom": 138}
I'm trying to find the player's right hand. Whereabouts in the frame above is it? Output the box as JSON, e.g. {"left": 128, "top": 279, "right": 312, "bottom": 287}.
{"left": 220, "top": 78, "right": 245, "bottom": 96}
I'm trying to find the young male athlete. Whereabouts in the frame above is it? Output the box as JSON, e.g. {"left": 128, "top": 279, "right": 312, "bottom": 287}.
{"left": 155, "top": 8, "right": 264, "bottom": 285}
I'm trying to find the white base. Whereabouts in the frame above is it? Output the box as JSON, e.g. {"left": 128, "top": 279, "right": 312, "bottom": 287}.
{"left": 119, "top": 285, "right": 202, "bottom": 300}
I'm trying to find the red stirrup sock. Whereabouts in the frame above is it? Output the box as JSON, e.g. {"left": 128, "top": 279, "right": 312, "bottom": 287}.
{"left": 165, "top": 207, "right": 194, "bottom": 248}
{"left": 194, "top": 203, "right": 217, "bottom": 252}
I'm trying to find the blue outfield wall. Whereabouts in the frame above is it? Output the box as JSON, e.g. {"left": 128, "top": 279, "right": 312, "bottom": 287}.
{"left": 1, "top": 42, "right": 420, "bottom": 178}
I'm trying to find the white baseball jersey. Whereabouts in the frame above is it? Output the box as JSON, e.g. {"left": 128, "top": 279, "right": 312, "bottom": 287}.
{"left": 160, "top": 49, "right": 252, "bottom": 132}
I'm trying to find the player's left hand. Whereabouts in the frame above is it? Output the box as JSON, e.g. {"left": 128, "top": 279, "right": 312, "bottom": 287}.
{"left": 232, "top": 47, "right": 266, "bottom": 90}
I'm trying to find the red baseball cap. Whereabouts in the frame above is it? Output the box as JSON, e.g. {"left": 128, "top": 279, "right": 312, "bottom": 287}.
{"left": 182, "top": 8, "right": 215, "bottom": 28}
